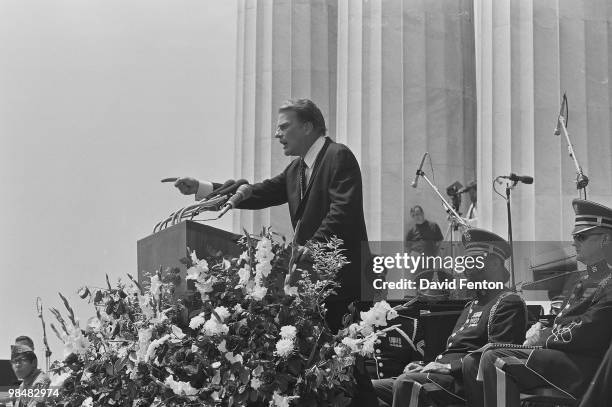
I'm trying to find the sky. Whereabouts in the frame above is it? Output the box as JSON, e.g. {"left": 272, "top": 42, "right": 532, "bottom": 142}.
{"left": 0, "top": 0, "right": 237, "bottom": 362}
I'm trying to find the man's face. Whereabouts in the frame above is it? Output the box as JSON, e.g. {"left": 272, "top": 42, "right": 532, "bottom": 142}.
{"left": 274, "top": 111, "right": 312, "bottom": 157}
{"left": 411, "top": 208, "right": 425, "bottom": 225}
{"left": 11, "top": 355, "right": 35, "bottom": 379}
{"left": 573, "top": 231, "right": 606, "bottom": 265}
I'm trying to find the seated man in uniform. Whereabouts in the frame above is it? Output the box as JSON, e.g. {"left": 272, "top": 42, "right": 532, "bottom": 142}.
{"left": 371, "top": 228, "right": 527, "bottom": 407}
{"left": 462, "top": 199, "right": 612, "bottom": 407}
{"left": 10, "top": 344, "right": 50, "bottom": 407}
{"left": 579, "top": 210, "right": 612, "bottom": 407}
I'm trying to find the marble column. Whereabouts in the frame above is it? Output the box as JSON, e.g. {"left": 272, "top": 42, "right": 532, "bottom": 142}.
{"left": 474, "top": 0, "right": 612, "bottom": 285}
{"left": 335, "top": 0, "right": 477, "bottom": 242}
{"left": 234, "top": 0, "right": 338, "bottom": 238}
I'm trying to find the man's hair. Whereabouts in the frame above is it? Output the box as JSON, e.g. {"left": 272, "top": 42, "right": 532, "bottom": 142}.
{"left": 278, "top": 99, "right": 327, "bottom": 136}
{"left": 410, "top": 205, "right": 424, "bottom": 216}
{"left": 15, "top": 336, "right": 34, "bottom": 350}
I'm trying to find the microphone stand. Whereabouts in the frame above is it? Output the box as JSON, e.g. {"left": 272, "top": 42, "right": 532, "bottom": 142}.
{"left": 414, "top": 169, "right": 470, "bottom": 260}
{"left": 36, "top": 297, "right": 52, "bottom": 371}
{"left": 494, "top": 177, "right": 518, "bottom": 290}
{"left": 555, "top": 94, "right": 589, "bottom": 199}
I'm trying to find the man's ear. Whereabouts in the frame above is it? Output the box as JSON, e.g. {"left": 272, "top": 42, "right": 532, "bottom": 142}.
{"left": 302, "top": 120, "right": 314, "bottom": 135}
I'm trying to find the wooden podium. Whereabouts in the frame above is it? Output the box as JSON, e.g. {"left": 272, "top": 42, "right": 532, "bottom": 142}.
{"left": 137, "top": 221, "right": 242, "bottom": 296}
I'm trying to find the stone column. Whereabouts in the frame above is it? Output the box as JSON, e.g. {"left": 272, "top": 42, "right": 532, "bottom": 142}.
{"left": 474, "top": 0, "right": 612, "bottom": 286}
{"left": 335, "top": 0, "right": 477, "bottom": 242}
{"left": 234, "top": 0, "right": 338, "bottom": 238}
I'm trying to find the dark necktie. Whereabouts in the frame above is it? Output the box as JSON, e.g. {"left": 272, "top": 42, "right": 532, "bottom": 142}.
{"left": 299, "top": 159, "right": 307, "bottom": 199}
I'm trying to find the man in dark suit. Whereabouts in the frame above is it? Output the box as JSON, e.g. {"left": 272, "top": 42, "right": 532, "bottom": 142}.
{"left": 462, "top": 199, "right": 612, "bottom": 407}
{"left": 174, "top": 98, "right": 370, "bottom": 331}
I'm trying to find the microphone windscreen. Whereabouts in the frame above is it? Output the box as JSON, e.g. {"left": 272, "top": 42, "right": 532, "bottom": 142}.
{"left": 205, "top": 179, "right": 235, "bottom": 199}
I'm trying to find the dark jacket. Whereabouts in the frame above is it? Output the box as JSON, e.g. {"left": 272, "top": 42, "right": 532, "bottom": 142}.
{"left": 235, "top": 138, "right": 370, "bottom": 300}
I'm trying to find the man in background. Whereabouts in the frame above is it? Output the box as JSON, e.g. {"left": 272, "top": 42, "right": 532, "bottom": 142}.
{"left": 9, "top": 344, "right": 50, "bottom": 407}
{"left": 405, "top": 205, "right": 444, "bottom": 257}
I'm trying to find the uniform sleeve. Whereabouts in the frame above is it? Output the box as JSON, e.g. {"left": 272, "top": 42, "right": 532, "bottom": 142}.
{"left": 545, "top": 283, "right": 612, "bottom": 355}
{"left": 488, "top": 294, "right": 527, "bottom": 345}
{"left": 311, "top": 147, "right": 364, "bottom": 243}
{"left": 236, "top": 168, "right": 289, "bottom": 209}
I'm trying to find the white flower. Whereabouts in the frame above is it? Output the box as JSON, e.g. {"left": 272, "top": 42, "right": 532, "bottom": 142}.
{"left": 190, "top": 250, "right": 200, "bottom": 264}
{"left": 347, "top": 323, "right": 360, "bottom": 336}
{"left": 81, "top": 397, "right": 93, "bottom": 407}
{"left": 217, "top": 340, "right": 227, "bottom": 353}
{"left": 49, "top": 371, "right": 71, "bottom": 388}
{"left": 164, "top": 375, "right": 198, "bottom": 396}
{"left": 195, "top": 275, "right": 215, "bottom": 298}
{"left": 171, "top": 325, "right": 186, "bottom": 339}
{"left": 256, "top": 261, "right": 272, "bottom": 277}
{"left": 284, "top": 284, "right": 299, "bottom": 297}
{"left": 361, "top": 335, "right": 377, "bottom": 356}
{"left": 233, "top": 304, "right": 244, "bottom": 315}
{"left": 239, "top": 251, "right": 250, "bottom": 262}
{"left": 62, "top": 326, "right": 90, "bottom": 358}
{"left": 249, "top": 284, "right": 267, "bottom": 301}
{"left": 275, "top": 338, "right": 294, "bottom": 358}
{"left": 137, "top": 328, "right": 153, "bottom": 361}
{"left": 187, "top": 259, "right": 209, "bottom": 280}
{"left": 270, "top": 391, "right": 296, "bottom": 407}
{"left": 213, "top": 306, "right": 231, "bottom": 322}
{"left": 341, "top": 337, "right": 360, "bottom": 353}
{"left": 139, "top": 294, "right": 155, "bottom": 320}
{"left": 279, "top": 325, "right": 297, "bottom": 340}
{"left": 334, "top": 346, "right": 346, "bottom": 357}
{"left": 237, "top": 265, "right": 251, "bottom": 286}
{"left": 202, "top": 318, "right": 229, "bottom": 336}
{"left": 189, "top": 313, "right": 206, "bottom": 330}
{"left": 250, "top": 377, "right": 262, "bottom": 390}
{"left": 150, "top": 275, "right": 162, "bottom": 297}
{"left": 386, "top": 308, "right": 399, "bottom": 320}
{"left": 86, "top": 317, "right": 102, "bottom": 332}
{"left": 225, "top": 352, "right": 243, "bottom": 364}
{"left": 186, "top": 266, "right": 200, "bottom": 281}
{"left": 145, "top": 334, "right": 170, "bottom": 363}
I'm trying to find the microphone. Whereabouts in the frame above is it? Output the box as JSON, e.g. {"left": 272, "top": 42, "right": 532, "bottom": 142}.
{"left": 218, "top": 184, "right": 253, "bottom": 218}
{"left": 554, "top": 93, "right": 567, "bottom": 136}
{"left": 499, "top": 173, "right": 534, "bottom": 184}
{"left": 204, "top": 179, "right": 235, "bottom": 199}
{"left": 209, "top": 179, "right": 248, "bottom": 199}
{"left": 411, "top": 152, "right": 429, "bottom": 188}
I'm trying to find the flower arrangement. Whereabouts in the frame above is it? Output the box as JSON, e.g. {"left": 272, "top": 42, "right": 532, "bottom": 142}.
{"left": 44, "top": 230, "right": 398, "bottom": 407}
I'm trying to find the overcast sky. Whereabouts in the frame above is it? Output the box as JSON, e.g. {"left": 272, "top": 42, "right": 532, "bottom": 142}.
{"left": 0, "top": 0, "right": 237, "bottom": 362}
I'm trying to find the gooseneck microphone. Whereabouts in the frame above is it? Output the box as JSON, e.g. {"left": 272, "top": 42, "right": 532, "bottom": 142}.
{"left": 217, "top": 184, "right": 253, "bottom": 218}
{"left": 499, "top": 173, "right": 534, "bottom": 184}
{"left": 411, "top": 152, "right": 429, "bottom": 188}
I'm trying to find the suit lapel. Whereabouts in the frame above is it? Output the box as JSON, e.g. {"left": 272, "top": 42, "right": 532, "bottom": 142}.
{"left": 294, "top": 138, "right": 331, "bottom": 221}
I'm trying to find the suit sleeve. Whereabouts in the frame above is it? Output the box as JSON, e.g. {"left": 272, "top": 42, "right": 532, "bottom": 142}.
{"left": 311, "top": 147, "right": 363, "bottom": 243}
{"left": 236, "top": 167, "right": 289, "bottom": 210}
{"left": 488, "top": 295, "right": 527, "bottom": 345}
{"left": 545, "top": 282, "right": 612, "bottom": 355}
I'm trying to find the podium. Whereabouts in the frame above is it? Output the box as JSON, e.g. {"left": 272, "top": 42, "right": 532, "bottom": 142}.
{"left": 137, "top": 221, "right": 242, "bottom": 296}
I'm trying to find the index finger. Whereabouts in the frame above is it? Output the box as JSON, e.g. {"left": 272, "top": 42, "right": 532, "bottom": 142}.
{"left": 161, "top": 177, "right": 179, "bottom": 183}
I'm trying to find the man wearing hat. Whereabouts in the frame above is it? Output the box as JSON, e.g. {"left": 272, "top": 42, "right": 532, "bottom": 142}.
{"left": 10, "top": 344, "right": 50, "bottom": 407}
{"left": 462, "top": 199, "right": 612, "bottom": 407}
{"left": 370, "top": 228, "right": 527, "bottom": 407}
